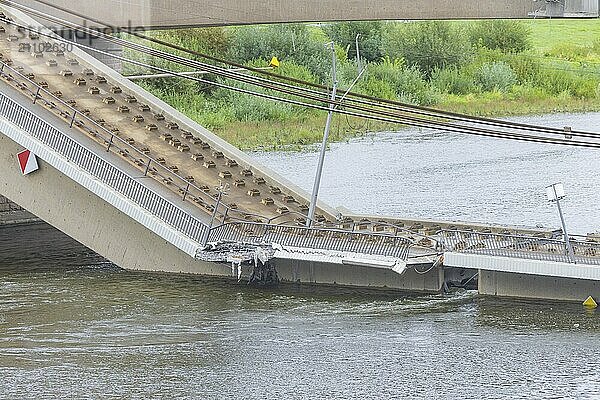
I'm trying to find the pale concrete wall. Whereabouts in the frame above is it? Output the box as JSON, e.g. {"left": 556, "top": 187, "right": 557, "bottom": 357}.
{"left": 17, "top": 0, "right": 536, "bottom": 30}
{"left": 275, "top": 259, "right": 443, "bottom": 292}
{"left": 0, "top": 132, "right": 231, "bottom": 276}
{"left": 479, "top": 270, "right": 600, "bottom": 302}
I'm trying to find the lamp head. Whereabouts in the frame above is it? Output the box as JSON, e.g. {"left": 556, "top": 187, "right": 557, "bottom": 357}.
{"left": 546, "top": 182, "right": 565, "bottom": 202}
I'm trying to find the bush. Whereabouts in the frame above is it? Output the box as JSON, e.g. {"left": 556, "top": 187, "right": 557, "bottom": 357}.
{"left": 123, "top": 28, "right": 229, "bottom": 94}
{"left": 475, "top": 62, "right": 517, "bottom": 92}
{"left": 538, "top": 68, "right": 599, "bottom": 99}
{"left": 323, "top": 21, "right": 383, "bottom": 63}
{"left": 469, "top": 20, "right": 531, "bottom": 53}
{"left": 229, "top": 94, "right": 295, "bottom": 122}
{"left": 154, "top": 27, "right": 230, "bottom": 57}
{"left": 383, "top": 21, "right": 473, "bottom": 78}
{"left": 430, "top": 68, "right": 478, "bottom": 95}
{"left": 503, "top": 53, "right": 541, "bottom": 84}
{"left": 227, "top": 24, "right": 331, "bottom": 81}
{"left": 358, "top": 58, "right": 439, "bottom": 105}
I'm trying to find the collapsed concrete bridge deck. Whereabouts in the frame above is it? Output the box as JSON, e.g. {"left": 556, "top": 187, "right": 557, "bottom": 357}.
{"left": 1, "top": 5, "right": 600, "bottom": 302}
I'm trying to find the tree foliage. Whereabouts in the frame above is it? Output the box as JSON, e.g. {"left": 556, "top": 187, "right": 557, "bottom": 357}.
{"left": 383, "top": 21, "right": 473, "bottom": 78}
{"left": 323, "top": 21, "right": 383, "bottom": 62}
{"left": 227, "top": 24, "right": 330, "bottom": 81}
{"left": 469, "top": 20, "right": 531, "bottom": 53}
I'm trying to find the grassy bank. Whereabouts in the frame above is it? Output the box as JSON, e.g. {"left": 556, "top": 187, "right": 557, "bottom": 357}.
{"left": 126, "top": 19, "right": 600, "bottom": 150}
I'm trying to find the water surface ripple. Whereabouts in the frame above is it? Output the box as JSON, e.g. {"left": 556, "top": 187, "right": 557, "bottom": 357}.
{"left": 1, "top": 113, "right": 600, "bottom": 399}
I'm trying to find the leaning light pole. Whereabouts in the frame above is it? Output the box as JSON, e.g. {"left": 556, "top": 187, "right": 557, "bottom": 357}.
{"left": 545, "top": 182, "right": 576, "bottom": 263}
{"left": 306, "top": 42, "right": 338, "bottom": 227}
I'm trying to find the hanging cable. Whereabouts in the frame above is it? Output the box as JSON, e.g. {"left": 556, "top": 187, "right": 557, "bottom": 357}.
{"left": 3, "top": 3, "right": 600, "bottom": 149}
{"left": 6, "top": 0, "right": 600, "bottom": 141}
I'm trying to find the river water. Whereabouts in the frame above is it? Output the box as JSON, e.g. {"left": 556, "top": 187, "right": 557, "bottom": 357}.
{"left": 1, "top": 113, "right": 600, "bottom": 399}
{"left": 253, "top": 112, "right": 600, "bottom": 234}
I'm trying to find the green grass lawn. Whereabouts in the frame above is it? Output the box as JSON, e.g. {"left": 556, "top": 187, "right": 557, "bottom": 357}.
{"left": 524, "top": 19, "right": 600, "bottom": 53}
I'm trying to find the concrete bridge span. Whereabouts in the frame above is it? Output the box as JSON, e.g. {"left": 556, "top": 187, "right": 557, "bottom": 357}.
{"left": 15, "top": 0, "right": 580, "bottom": 30}
{"left": 3, "top": 4, "right": 600, "bottom": 303}
{"left": 0, "top": 5, "right": 445, "bottom": 292}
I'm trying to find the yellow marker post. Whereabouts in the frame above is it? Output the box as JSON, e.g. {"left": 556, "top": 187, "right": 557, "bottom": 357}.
{"left": 269, "top": 56, "right": 280, "bottom": 68}
{"left": 583, "top": 296, "right": 598, "bottom": 308}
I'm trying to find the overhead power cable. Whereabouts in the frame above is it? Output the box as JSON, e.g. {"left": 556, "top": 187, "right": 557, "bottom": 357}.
{"left": 3, "top": 1, "right": 600, "bottom": 149}
{"left": 17, "top": 0, "right": 600, "bottom": 139}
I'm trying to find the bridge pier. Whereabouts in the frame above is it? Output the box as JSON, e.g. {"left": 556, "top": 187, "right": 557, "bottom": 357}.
{"left": 274, "top": 259, "right": 444, "bottom": 292}
{"left": 479, "top": 270, "right": 600, "bottom": 303}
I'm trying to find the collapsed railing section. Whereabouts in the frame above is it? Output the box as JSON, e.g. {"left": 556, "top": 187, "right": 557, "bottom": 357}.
{"left": 0, "top": 84, "right": 209, "bottom": 243}
{"left": 209, "top": 221, "right": 414, "bottom": 260}
{"left": 441, "top": 229, "right": 600, "bottom": 265}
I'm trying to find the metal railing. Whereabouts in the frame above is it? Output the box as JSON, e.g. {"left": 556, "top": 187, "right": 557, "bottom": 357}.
{"left": 0, "top": 59, "right": 413, "bottom": 260}
{"left": 209, "top": 221, "right": 414, "bottom": 260}
{"left": 0, "top": 79, "right": 211, "bottom": 243}
{"left": 441, "top": 229, "right": 600, "bottom": 265}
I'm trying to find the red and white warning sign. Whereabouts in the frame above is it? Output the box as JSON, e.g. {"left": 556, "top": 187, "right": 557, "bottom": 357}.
{"left": 17, "top": 149, "right": 39, "bottom": 175}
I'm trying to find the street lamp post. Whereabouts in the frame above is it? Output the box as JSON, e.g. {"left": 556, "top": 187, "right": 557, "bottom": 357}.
{"left": 306, "top": 41, "right": 367, "bottom": 227}
{"left": 202, "top": 181, "right": 230, "bottom": 247}
{"left": 306, "top": 42, "right": 338, "bottom": 227}
{"left": 545, "top": 182, "right": 576, "bottom": 263}
{"left": 355, "top": 33, "right": 362, "bottom": 74}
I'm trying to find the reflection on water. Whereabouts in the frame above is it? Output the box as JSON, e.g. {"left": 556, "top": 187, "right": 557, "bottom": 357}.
{"left": 2, "top": 113, "right": 600, "bottom": 398}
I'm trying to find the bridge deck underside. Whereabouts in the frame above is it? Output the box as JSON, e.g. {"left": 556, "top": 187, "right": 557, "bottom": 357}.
{"left": 17, "top": 0, "right": 538, "bottom": 29}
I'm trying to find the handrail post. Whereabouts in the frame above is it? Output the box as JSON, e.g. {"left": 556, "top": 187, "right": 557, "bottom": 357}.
{"left": 33, "top": 86, "right": 40, "bottom": 104}
{"left": 143, "top": 158, "right": 152, "bottom": 176}
{"left": 182, "top": 182, "right": 191, "bottom": 201}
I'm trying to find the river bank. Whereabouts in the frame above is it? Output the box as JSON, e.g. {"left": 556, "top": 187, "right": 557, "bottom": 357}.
{"left": 129, "top": 19, "right": 600, "bottom": 150}
{"left": 207, "top": 95, "right": 600, "bottom": 151}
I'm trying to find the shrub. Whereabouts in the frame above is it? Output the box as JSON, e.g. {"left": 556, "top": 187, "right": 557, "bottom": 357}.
{"left": 323, "top": 21, "right": 383, "bottom": 63}
{"left": 503, "top": 53, "right": 542, "bottom": 84}
{"left": 227, "top": 24, "right": 331, "bottom": 81}
{"left": 358, "top": 77, "right": 398, "bottom": 100}
{"left": 154, "top": 27, "right": 230, "bottom": 57}
{"left": 357, "top": 58, "right": 439, "bottom": 105}
{"left": 430, "top": 68, "right": 478, "bottom": 95}
{"left": 382, "top": 21, "right": 473, "bottom": 78}
{"left": 538, "top": 68, "right": 599, "bottom": 99}
{"left": 229, "top": 94, "right": 295, "bottom": 122}
{"left": 475, "top": 62, "right": 517, "bottom": 92}
{"left": 469, "top": 20, "right": 531, "bottom": 53}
